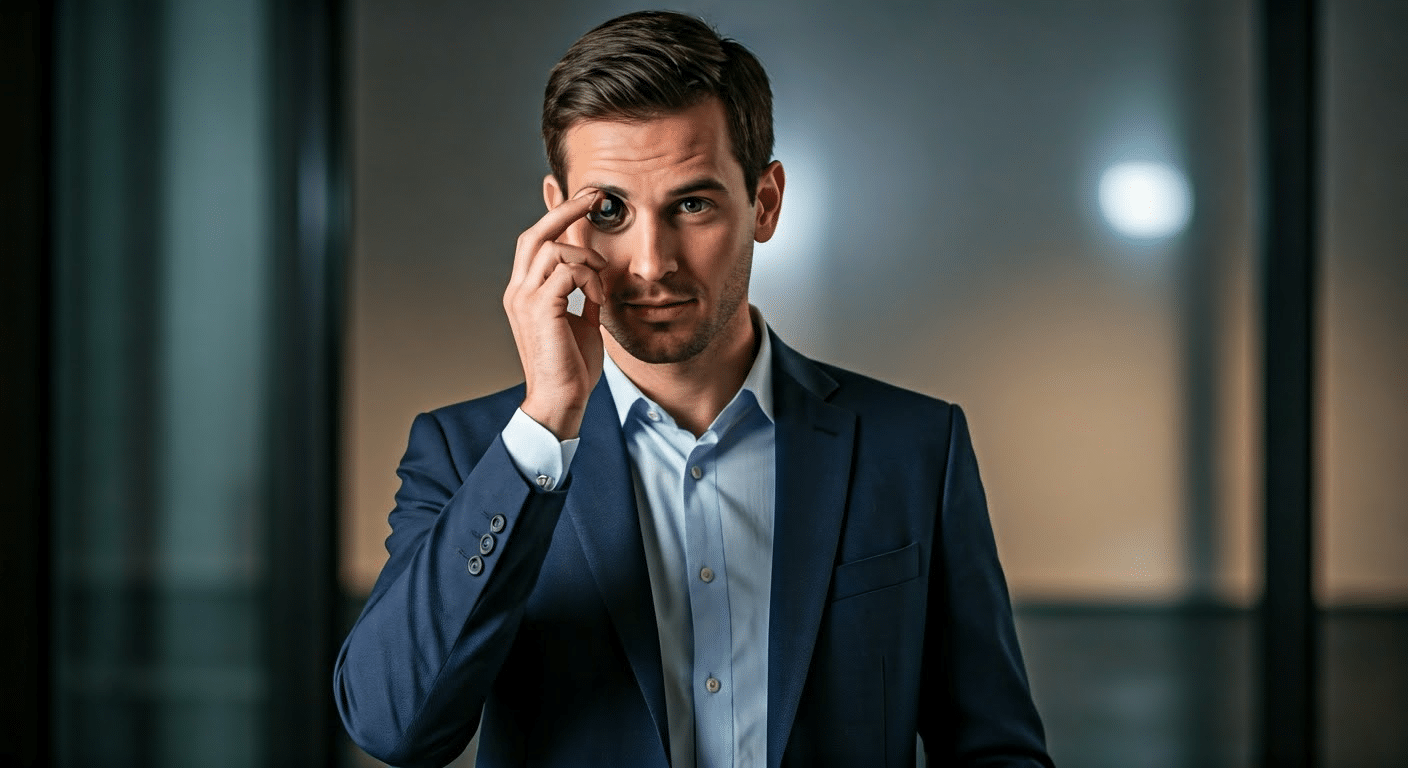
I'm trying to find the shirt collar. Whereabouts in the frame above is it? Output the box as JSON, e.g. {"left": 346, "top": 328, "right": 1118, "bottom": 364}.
{"left": 601, "top": 304, "right": 775, "bottom": 428}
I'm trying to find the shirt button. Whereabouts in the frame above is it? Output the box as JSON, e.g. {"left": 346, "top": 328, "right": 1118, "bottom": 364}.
{"left": 489, "top": 514, "right": 507, "bottom": 533}
{"left": 705, "top": 676, "right": 721, "bottom": 694}
{"left": 479, "top": 533, "right": 496, "bottom": 555}
{"left": 536, "top": 474, "right": 552, "bottom": 489}
{"left": 700, "top": 566, "right": 714, "bottom": 583}
{"left": 647, "top": 409, "right": 661, "bottom": 422}
{"left": 690, "top": 466, "right": 702, "bottom": 480}
{"left": 467, "top": 555, "right": 484, "bottom": 576}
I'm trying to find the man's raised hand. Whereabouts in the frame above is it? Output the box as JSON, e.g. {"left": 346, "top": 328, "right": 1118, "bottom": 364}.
{"left": 502, "top": 189, "right": 607, "bottom": 441}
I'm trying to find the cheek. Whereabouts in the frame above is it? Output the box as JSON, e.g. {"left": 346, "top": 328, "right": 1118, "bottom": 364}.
{"left": 690, "top": 225, "right": 747, "bottom": 275}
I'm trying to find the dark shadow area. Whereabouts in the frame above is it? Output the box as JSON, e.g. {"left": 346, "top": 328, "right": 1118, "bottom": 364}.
{"left": 1017, "top": 605, "right": 1408, "bottom": 768}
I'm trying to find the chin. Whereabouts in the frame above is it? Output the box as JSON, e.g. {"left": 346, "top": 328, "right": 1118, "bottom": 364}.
{"left": 605, "top": 317, "right": 710, "bottom": 365}
{"left": 612, "top": 330, "right": 705, "bottom": 365}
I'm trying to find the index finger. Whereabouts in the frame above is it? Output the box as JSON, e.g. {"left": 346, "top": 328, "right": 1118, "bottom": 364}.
{"left": 513, "top": 189, "right": 601, "bottom": 279}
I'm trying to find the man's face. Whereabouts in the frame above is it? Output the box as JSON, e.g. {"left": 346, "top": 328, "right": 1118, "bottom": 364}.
{"left": 547, "top": 98, "right": 783, "bottom": 365}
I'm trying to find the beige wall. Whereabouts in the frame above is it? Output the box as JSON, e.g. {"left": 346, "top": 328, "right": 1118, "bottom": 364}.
{"left": 343, "top": 0, "right": 1407, "bottom": 605}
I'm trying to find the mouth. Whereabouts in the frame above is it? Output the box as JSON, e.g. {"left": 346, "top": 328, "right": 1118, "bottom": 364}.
{"left": 621, "top": 298, "right": 695, "bottom": 322}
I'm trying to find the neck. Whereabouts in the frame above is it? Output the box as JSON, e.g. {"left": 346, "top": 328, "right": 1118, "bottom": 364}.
{"left": 605, "top": 305, "right": 758, "bottom": 437}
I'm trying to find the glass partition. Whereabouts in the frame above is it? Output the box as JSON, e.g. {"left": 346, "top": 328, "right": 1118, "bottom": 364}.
{"left": 51, "top": 0, "right": 344, "bottom": 764}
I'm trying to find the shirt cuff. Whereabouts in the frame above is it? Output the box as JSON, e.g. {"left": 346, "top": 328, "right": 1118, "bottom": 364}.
{"left": 501, "top": 407, "right": 579, "bottom": 491}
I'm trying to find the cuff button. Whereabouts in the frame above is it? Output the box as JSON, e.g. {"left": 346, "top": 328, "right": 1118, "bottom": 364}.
{"left": 467, "top": 555, "right": 484, "bottom": 576}
{"left": 479, "top": 533, "right": 496, "bottom": 556}
{"left": 489, "top": 514, "right": 507, "bottom": 533}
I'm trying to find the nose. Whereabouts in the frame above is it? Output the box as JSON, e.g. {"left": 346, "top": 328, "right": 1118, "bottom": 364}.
{"left": 626, "top": 215, "right": 677, "bottom": 283}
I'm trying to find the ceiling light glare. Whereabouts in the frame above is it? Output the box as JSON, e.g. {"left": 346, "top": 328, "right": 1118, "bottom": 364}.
{"left": 1098, "top": 162, "right": 1192, "bottom": 240}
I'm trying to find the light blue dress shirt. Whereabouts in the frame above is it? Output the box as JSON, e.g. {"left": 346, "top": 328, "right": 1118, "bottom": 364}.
{"left": 502, "top": 316, "right": 776, "bottom": 768}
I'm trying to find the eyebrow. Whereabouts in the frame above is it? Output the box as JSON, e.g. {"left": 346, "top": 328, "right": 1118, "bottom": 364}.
{"left": 578, "top": 177, "right": 729, "bottom": 201}
{"left": 668, "top": 178, "right": 729, "bottom": 197}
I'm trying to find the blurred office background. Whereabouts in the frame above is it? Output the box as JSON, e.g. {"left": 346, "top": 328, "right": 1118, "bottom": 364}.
{"left": 4, "top": 0, "right": 1404, "bottom": 766}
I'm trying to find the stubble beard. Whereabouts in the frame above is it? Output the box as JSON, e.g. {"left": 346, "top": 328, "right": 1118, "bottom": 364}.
{"left": 602, "top": 245, "right": 753, "bottom": 365}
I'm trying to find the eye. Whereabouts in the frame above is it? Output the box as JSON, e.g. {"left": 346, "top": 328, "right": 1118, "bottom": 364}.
{"left": 677, "top": 197, "right": 710, "bottom": 215}
{"left": 587, "top": 192, "right": 627, "bottom": 231}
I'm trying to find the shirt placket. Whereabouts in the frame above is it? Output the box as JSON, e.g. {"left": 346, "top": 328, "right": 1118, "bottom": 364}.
{"left": 683, "top": 432, "right": 732, "bottom": 768}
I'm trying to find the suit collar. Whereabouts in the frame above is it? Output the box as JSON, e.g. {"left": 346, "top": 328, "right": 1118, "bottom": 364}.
{"left": 769, "top": 326, "right": 839, "bottom": 402}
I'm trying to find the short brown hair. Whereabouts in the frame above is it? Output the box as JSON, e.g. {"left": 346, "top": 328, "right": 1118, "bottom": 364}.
{"left": 542, "top": 11, "right": 774, "bottom": 201}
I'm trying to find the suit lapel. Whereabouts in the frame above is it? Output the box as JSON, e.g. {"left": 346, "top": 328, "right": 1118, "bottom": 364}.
{"left": 563, "top": 377, "right": 670, "bottom": 755}
{"left": 766, "top": 334, "right": 856, "bottom": 768}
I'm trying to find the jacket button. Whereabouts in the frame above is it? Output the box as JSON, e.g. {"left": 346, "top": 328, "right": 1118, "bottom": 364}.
{"left": 479, "top": 533, "right": 496, "bottom": 556}
{"left": 489, "top": 514, "right": 507, "bottom": 533}
{"left": 467, "top": 555, "right": 483, "bottom": 576}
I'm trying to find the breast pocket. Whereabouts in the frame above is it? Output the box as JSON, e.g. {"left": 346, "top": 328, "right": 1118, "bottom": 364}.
{"left": 829, "top": 541, "right": 920, "bottom": 602}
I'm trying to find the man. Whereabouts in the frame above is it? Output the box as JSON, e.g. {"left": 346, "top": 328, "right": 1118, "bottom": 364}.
{"left": 335, "top": 11, "right": 1051, "bottom": 768}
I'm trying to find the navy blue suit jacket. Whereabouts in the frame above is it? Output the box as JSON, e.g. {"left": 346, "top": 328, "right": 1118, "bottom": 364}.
{"left": 335, "top": 332, "right": 1052, "bottom": 767}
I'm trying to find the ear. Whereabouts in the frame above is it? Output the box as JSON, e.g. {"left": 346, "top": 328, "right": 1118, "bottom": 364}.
{"left": 752, "top": 160, "right": 785, "bottom": 243}
{"left": 543, "top": 174, "right": 566, "bottom": 210}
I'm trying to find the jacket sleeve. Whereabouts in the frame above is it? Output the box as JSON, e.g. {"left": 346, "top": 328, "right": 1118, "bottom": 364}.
{"left": 918, "top": 404, "right": 1055, "bottom": 767}
{"left": 334, "top": 410, "right": 567, "bottom": 767}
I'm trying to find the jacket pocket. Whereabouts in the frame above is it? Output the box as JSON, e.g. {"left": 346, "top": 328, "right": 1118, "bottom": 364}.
{"left": 830, "top": 541, "right": 920, "bottom": 602}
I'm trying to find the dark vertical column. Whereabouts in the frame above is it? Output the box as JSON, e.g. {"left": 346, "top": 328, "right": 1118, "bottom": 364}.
{"left": 265, "top": 0, "right": 347, "bottom": 765}
{"left": 1170, "top": 5, "right": 1254, "bottom": 762}
{"left": 0, "top": 2, "right": 53, "bottom": 766}
{"left": 1259, "top": 0, "right": 1319, "bottom": 765}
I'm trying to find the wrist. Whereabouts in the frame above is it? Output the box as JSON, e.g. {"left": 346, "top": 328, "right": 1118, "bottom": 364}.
{"left": 520, "top": 395, "right": 586, "bottom": 441}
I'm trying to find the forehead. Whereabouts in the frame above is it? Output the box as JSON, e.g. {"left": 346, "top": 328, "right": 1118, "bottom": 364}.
{"left": 561, "top": 99, "right": 744, "bottom": 195}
